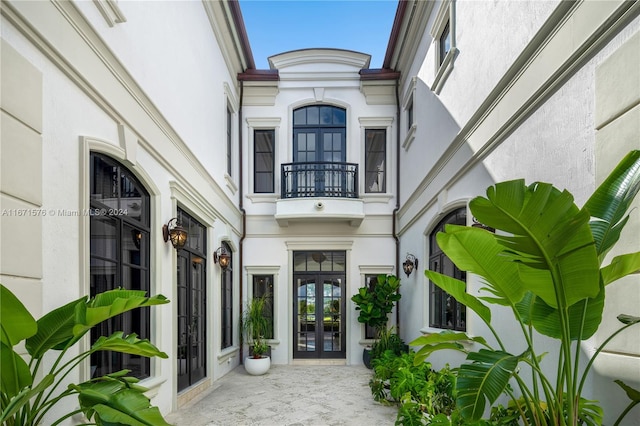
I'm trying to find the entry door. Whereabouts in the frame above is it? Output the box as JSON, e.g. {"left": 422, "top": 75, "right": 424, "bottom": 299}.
{"left": 294, "top": 274, "right": 345, "bottom": 359}
{"left": 176, "top": 210, "right": 207, "bottom": 392}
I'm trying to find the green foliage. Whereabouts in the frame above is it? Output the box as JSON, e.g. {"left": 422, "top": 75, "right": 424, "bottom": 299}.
{"left": 0, "top": 285, "right": 170, "bottom": 426}
{"left": 351, "top": 274, "right": 401, "bottom": 334}
{"left": 411, "top": 150, "right": 640, "bottom": 425}
{"left": 369, "top": 351, "right": 458, "bottom": 425}
{"left": 371, "top": 327, "right": 408, "bottom": 361}
{"left": 241, "top": 295, "right": 272, "bottom": 358}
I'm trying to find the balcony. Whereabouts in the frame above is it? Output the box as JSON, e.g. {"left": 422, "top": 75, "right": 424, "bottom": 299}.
{"left": 276, "top": 162, "right": 364, "bottom": 227}
{"left": 281, "top": 162, "right": 358, "bottom": 199}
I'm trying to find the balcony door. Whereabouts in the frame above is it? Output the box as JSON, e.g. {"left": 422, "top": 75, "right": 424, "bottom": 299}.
{"left": 293, "top": 105, "right": 346, "bottom": 196}
{"left": 293, "top": 251, "right": 346, "bottom": 359}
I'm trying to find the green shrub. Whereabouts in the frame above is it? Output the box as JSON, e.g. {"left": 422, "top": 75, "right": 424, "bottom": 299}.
{"left": 369, "top": 351, "right": 458, "bottom": 425}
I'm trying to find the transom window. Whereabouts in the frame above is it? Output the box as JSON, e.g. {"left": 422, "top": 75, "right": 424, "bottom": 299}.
{"left": 89, "top": 152, "right": 151, "bottom": 378}
{"left": 429, "top": 208, "right": 466, "bottom": 331}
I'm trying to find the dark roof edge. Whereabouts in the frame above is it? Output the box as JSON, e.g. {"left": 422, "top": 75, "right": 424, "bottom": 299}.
{"left": 237, "top": 69, "right": 280, "bottom": 81}
{"left": 228, "top": 0, "right": 256, "bottom": 70}
{"left": 359, "top": 69, "right": 401, "bottom": 81}
{"left": 382, "top": 0, "right": 410, "bottom": 70}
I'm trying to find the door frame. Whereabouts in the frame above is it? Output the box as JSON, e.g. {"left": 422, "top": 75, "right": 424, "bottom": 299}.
{"left": 293, "top": 272, "right": 346, "bottom": 359}
{"left": 176, "top": 210, "right": 207, "bottom": 392}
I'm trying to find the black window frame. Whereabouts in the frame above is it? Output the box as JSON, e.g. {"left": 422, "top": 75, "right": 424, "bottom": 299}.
{"left": 221, "top": 241, "right": 233, "bottom": 349}
{"left": 439, "top": 20, "right": 451, "bottom": 66}
{"left": 252, "top": 274, "right": 274, "bottom": 339}
{"left": 429, "top": 208, "right": 467, "bottom": 331}
{"left": 254, "top": 129, "right": 275, "bottom": 193}
{"left": 292, "top": 105, "right": 347, "bottom": 164}
{"left": 226, "top": 105, "right": 232, "bottom": 176}
{"left": 364, "top": 274, "right": 378, "bottom": 339}
{"left": 364, "top": 129, "right": 386, "bottom": 193}
{"left": 89, "top": 152, "right": 151, "bottom": 379}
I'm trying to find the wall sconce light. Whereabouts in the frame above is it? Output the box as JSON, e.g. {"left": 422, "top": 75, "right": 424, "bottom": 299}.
{"left": 471, "top": 217, "right": 495, "bottom": 233}
{"left": 214, "top": 246, "right": 231, "bottom": 270}
{"left": 162, "top": 218, "right": 188, "bottom": 250}
{"left": 403, "top": 253, "right": 418, "bottom": 277}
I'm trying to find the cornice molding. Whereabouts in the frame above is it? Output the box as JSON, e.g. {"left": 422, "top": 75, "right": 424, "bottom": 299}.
{"left": 1, "top": 0, "right": 242, "bottom": 233}
{"left": 397, "top": 0, "right": 640, "bottom": 233}
{"left": 269, "top": 48, "right": 371, "bottom": 70}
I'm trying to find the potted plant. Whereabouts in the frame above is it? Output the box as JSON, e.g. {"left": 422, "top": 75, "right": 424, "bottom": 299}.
{"left": 0, "top": 285, "right": 171, "bottom": 425}
{"left": 351, "top": 274, "right": 401, "bottom": 368}
{"left": 241, "top": 295, "right": 271, "bottom": 376}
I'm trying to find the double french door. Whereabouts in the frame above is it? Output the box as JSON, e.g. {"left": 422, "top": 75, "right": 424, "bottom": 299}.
{"left": 293, "top": 129, "right": 347, "bottom": 197}
{"left": 294, "top": 275, "right": 345, "bottom": 358}
{"left": 293, "top": 251, "right": 346, "bottom": 359}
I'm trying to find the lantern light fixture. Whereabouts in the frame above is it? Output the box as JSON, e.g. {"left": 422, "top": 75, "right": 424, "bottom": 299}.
{"left": 403, "top": 253, "right": 418, "bottom": 277}
{"left": 162, "top": 217, "right": 188, "bottom": 250}
{"left": 214, "top": 246, "right": 231, "bottom": 270}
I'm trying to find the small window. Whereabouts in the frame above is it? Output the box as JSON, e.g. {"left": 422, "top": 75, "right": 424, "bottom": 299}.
{"left": 226, "top": 106, "right": 232, "bottom": 176}
{"left": 407, "top": 99, "right": 414, "bottom": 130}
{"left": 221, "top": 241, "right": 233, "bottom": 349}
{"left": 429, "top": 208, "right": 467, "bottom": 331}
{"left": 254, "top": 130, "right": 275, "bottom": 193}
{"left": 439, "top": 21, "right": 451, "bottom": 66}
{"left": 365, "top": 129, "right": 386, "bottom": 193}
{"left": 252, "top": 275, "right": 274, "bottom": 339}
{"left": 364, "top": 275, "right": 378, "bottom": 339}
{"left": 430, "top": 0, "right": 457, "bottom": 93}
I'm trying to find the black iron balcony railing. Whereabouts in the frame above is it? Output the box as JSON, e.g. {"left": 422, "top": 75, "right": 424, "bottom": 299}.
{"left": 281, "top": 162, "right": 359, "bottom": 199}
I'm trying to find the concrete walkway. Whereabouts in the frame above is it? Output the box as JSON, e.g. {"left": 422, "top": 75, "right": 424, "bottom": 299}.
{"left": 166, "top": 365, "right": 397, "bottom": 425}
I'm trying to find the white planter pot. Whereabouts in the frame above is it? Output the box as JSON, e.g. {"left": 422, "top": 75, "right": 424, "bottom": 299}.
{"left": 244, "top": 356, "right": 270, "bottom": 376}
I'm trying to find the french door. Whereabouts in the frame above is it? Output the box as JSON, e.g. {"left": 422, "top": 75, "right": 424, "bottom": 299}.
{"left": 293, "top": 128, "right": 346, "bottom": 196}
{"left": 176, "top": 210, "right": 207, "bottom": 391}
{"left": 293, "top": 251, "right": 346, "bottom": 359}
{"left": 294, "top": 275, "right": 345, "bottom": 359}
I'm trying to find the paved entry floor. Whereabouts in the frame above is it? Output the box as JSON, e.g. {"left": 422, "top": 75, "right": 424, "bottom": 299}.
{"left": 166, "top": 365, "right": 397, "bottom": 425}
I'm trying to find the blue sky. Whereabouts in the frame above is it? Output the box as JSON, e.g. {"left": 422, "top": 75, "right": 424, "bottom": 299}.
{"left": 239, "top": 0, "right": 399, "bottom": 69}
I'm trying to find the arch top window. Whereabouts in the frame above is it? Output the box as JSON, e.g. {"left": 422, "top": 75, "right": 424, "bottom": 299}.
{"left": 285, "top": 105, "right": 355, "bottom": 198}
{"left": 293, "top": 105, "right": 346, "bottom": 126}
{"left": 429, "top": 208, "right": 467, "bottom": 331}
{"left": 90, "top": 154, "right": 149, "bottom": 225}
{"left": 89, "top": 152, "right": 151, "bottom": 379}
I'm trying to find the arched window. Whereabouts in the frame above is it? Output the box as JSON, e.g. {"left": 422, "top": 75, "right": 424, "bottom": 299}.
{"left": 293, "top": 105, "right": 346, "bottom": 163}
{"left": 89, "top": 152, "right": 151, "bottom": 378}
{"left": 286, "top": 105, "right": 356, "bottom": 198}
{"left": 429, "top": 208, "right": 466, "bottom": 331}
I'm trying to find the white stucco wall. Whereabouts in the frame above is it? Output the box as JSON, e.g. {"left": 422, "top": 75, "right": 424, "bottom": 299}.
{"left": 396, "top": 0, "right": 640, "bottom": 424}
{"left": 1, "top": 0, "right": 243, "bottom": 421}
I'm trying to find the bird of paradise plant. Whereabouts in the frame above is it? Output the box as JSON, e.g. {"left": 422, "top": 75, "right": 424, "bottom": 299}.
{"left": 0, "top": 286, "right": 171, "bottom": 426}
{"left": 411, "top": 150, "right": 640, "bottom": 425}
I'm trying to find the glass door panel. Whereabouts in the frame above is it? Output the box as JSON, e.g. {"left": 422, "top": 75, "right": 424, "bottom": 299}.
{"left": 322, "top": 278, "right": 343, "bottom": 353}
{"left": 293, "top": 274, "right": 345, "bottom": 359}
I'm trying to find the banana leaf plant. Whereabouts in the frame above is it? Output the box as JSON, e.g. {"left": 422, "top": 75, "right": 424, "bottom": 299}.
{"left": 0, "top": 285, "right": 171, "bottom": 426}
{"left": 411, "top": 150, "right": 640, "bottom": 426}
